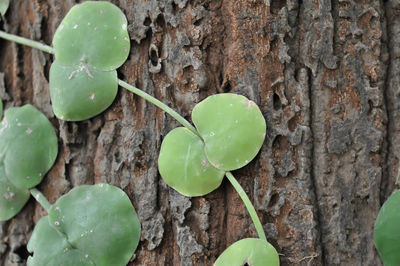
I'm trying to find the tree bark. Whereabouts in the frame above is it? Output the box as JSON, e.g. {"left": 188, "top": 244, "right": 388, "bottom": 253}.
{"left": 0, "top": 0, "right": 398, "bottom": 265}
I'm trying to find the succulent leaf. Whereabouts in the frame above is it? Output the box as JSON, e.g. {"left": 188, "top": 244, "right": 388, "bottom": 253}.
{"left": 0, "top": 105, "right": 58, "bottom": 189}
{"left": 158, "top": 127, "right": 225, "bottom": 197}
{"left": 27, "top": 217, "right": 95, "bottom": 266}
{"left": 50, "top": 1, "right": 130, "bottom": 121}
{"left": 28, "top": 184, "right": 141, "bottom": 266}
{"left": 49, "top": 60, "right": 118, "bottom": 121}
{"left": 52, "top": 1, "right": 130, "bottom": 71}
{"left": 0, "top": 166, "right": 30, "bottom": 221}
{"left": 192, "top": 93, "right": 266, "bottom": 171}
{"left": 214, "top": 238, "right": 279, "bottom": 266}
{"left": 374, "top": 190, "right": 400, "bottom": 266}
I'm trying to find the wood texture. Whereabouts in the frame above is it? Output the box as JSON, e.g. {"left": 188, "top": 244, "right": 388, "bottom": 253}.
{"left": 0, "top": 0, "right": 398, "bottom": 265}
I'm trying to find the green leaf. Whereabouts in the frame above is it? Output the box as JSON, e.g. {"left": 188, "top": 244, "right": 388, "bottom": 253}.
{"left": 0, "top": 105, "right": 58, "bottom": 189}
{"left": 0, "top": 0, "right": 10, "bottom": 16}
{"left": 214, "top": 238, "right": 279, "bottom": 266}
{"left": 27, "top": 217, "right": 95, "bottom": 266}
{"left": 0, "top": 166, "right": 30, "bottom": 221}
{"left": 52, "top": 1, "right": 130, "bottom": 71}
{"left": 374, "top": 190, "right": 400, "bottom": 266}
{"left": 50, "top": 1, "right": 129, "bottom": 121}
{"left": 158, "top": 127, "right": 225, "bottom": 197}
{"left": 192, "top": 93, "right": 266, "bottom": 171}
{"left": 49, "top": 60, "right": 118, "bottom": 121}
{"left": 28, "top": 184, "right": 141, "bottom": 266}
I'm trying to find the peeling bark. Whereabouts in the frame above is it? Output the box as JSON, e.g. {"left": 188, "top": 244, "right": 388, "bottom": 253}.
{"left": 0, "top": 0, "right": 396, "bottom": 265}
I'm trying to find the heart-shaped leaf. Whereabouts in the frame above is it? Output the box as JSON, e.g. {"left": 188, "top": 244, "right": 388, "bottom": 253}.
{"left": 214, "top": 238, "right": 279, "bottom": 266}
{"left": 52, "top": 1, "right": 130, "bottom": 71}
{"left": 158, "top": 127, "right": 225, "bottom": 197}
{"left": 28, "top": 184, "right": 141, "bottom": 266}
{"left": 0, "top": 105, "right": 58, "bottom": 189}
{"left": 0, "top": 166, "right": 30, "bottom": 221}
{"left": 192, "top": 93, "right": 266, "bottom": 171}
{"left": 50, "top": 1, "right": 130, "bottom": 121}
{"left": 49, "top": 60, "right": 118, "bottom": 121}
{"left": 374, "top": 190, "right": 400, "bottom": 266}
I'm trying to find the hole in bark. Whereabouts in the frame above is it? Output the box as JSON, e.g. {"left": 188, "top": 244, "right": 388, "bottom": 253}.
{"left": 15, "top": 245, "right": 30, "bottom": 260}
{"left": 171, "top": 2, "right": 177, "bottom": 14}
{"left": 144, "top": 17, "right": 151, "bottom": 26}
{"left": 368, "top": 100, "right": 373, "bottom": 115}
{"left": 156, "top": 14, "right": 165, "bottom": 27}
{"left": 268, "top": 193, "right": 279, "bottom": 208}
{"left": 273, "top": 93, "right": 281, "bottom": 110}
{"left": 194, "top": 18, "right": 203, "bottom": 26}
{"left": 222, "top": 81, "right": 232, "bottom": 93}
{"left": 270, "top": 0, "right": 286, "bottom": 14}
{"left": 150, "top": 48, "right": 159, "bottom": 66}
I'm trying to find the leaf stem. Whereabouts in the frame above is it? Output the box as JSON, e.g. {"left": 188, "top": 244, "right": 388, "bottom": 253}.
{"left": 0, "top": 31, "right": 266, "bottom": 242}
{"left": 225, "top": 171, "right": 267, "bottom": 241}
{"left": 30, "top": 188, "right": 51, "bottom": 212}
{"left": 0, "top": 30, "right": 54, "bottom": 54}
{"left": 0, "top": 31, "right": 200, "bottom": 137}
{"left": 118, "top": 79, "right": 200, "bottom": 137}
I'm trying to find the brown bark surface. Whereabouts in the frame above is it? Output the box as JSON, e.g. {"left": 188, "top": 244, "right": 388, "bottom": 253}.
{"left": 0, "top": 0, "right": 398, "bottom": 265}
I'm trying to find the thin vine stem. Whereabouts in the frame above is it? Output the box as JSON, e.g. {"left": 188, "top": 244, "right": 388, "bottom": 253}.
{"left": 0, "top": 30, "right": 54, "bottom": 54}
{"left": 30, "top": 188, "right": 51, "bottom": 212}
{"left": 118, "top": 80, "right": 199, "bottom": 136}
{"left": 0, "top": 30, "right": 199, "bottom": 136}
{"left": 0, "top": 30, "right": 266, "bottom": 241}
{"left": 225, "top": 171, "right": 267, "bottom": 241}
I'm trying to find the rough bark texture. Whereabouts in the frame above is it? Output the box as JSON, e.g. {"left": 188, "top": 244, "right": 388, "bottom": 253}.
{"left": 0, "top": 0, "right": 398, "bottom": 265}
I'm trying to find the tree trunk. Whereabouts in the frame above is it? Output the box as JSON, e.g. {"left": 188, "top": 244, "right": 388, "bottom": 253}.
{"left": 0, "top": 0, "right": 398, "bottom": 265}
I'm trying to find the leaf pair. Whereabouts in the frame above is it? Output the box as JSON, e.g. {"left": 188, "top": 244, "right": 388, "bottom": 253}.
{"left": 50, "top": 1, "right": 130, "bottom": 121}
{"left": 28, "top": 184, "right": 141, "bottom": 266}
{"left": 158, "top": 93, "right": 266, "bottom": 196}
{"left": 0, "top": 104, "right": 57, "bottom": 221}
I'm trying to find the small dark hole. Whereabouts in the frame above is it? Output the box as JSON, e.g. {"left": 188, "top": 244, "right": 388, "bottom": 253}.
{"left": 144, "top": 17, "right": 151, "bottom": 26}
{"left": 15, "top": 245, "right": 30, "bottom": 260}
{"left": 171, "top": 2, "right": 177, "bottom": 14}
{"left": 222, "top": 81, "right": 232, "bottom": 93}
{"left": 273, "top": 93, "right": 281, "bottom": 110}
{"left": 150, "top": 49, "right": 159, "bottom": 66}
{"left": 194, "top": 18, "right": 202, "bottom": 26}
{"left": 368, "top": 100, "right": 373, "bottom": 115}
{"left": 155, "top": 14, "right": 165, "bottom": 27}
{"left": 268, "top": 193, "right": 279, "bottom": 208}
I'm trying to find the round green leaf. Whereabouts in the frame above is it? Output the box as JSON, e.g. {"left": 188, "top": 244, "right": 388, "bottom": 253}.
{"left": 214, "top": 238, "right": 279, "bottom": 266}
{"left": 27, "top": 217, "right": 95, "bottom": 266}
{"left": 0, "top": 105, "right": 58, "bottom": 189}
{"left": 53, "top": 1, "right": 130, "bottom": 71}
{"left": 192, "top": 93, "right": 266, "bottom": 171}
{"left": 44, "top": 184, "right": 141, "bottom": 266}
{"left": 49, "top": 60, "right": 118, "bottom": 121}
{"left": 0, "top": 166, "right": 30, "bottom": 221}
{"left": 374, "top": 190, "right": 400, "bottom": 266}
{"left": 158, "top": 127, "right": 225, "bottom": 197}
